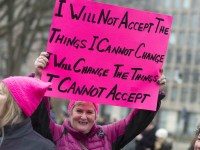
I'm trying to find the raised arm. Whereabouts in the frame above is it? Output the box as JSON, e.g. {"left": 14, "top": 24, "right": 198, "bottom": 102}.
{"left": 31, "top": 52, "right": 63, "bottom": 142}
{"left": 102, "top": 73, "right": 166, "bottom": 150}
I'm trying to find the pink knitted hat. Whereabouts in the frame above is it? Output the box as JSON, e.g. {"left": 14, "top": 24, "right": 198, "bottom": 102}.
{"left": 68, "top": 100, "right": 99, "bottom": 115}
{"left": 2, "top": 76, "right": 51, "bottom": 117}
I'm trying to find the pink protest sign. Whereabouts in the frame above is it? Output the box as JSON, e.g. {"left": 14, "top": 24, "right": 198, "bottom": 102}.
{"left": 42, "top": 0, "right": 173, "bottom": 110}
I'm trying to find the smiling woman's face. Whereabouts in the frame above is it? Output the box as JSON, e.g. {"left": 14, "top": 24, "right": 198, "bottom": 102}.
{"left": 69, "top": 102, "right": 97, "bottom": 134}
{"left": 0, "top": 83, "right": 7, "bottom": 117}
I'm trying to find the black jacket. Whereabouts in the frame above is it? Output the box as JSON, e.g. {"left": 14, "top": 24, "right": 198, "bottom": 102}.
{"left": 0, "top": 118, "right": 55, "bottom": 150}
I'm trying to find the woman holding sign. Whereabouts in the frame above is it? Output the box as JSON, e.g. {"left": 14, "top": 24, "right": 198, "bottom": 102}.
{"left": 31, "top": 52, "right": 166, "bottom": 150}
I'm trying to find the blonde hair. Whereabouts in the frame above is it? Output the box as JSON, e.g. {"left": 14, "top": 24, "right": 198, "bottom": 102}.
{"left": 0, "top": 83, "right": 25, "bottom": 128}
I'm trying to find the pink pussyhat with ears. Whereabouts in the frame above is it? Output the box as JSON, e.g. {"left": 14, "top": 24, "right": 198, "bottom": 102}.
{"left": 68, "top": 100, "right": 99, "bottom": 115}
{"left": 2, "top": 76, "right": 51, "bottom": 117}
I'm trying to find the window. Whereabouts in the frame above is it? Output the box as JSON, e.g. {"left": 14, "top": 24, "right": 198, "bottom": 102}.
{"left": 164, "top": 0, "right": 172, "bottom": 9}
{"left": 176, "top": 49, "right": 182, "bottom": 64}
{"left": 178, "top": 32, "right": 186, "bottom": 47}
{"left": 191, "top": 0, "right": 198, "bottom": 10}
{"left": 171, "top": 86, "right": 177, "bottom": 101}
{"left": 183, "top": 0, "right": 191, "bottom": 9}
{"left": 165, "top": 67, "right": 171, "bottom": 79}
{"left": 174, "top": 0, "right": 181, "bottom": 9}
{"left": 190, "top": 14, "right": 199, "bottom": 29}
{"left": 156, "top": 0, "right": 162, "bottom": 8}
{"left": 182, "top": 68, "right": 190, "bottom": 83}
{"left": 188, "top": 32, "right": 196, "bottom": 48}
{"left": 190, "top": 87, "right": 197, "bottom": 103}
{"left": 198, "top": 34, "right": 200, "bottom": 47}
{"left": 181, "top": 14, "right": 188, "bottom": 28}
{"left": 195, "top": 51, "right": 200, "bottom": 64}
{"left": 166, "top": 49, "right": 173, "bottom": 63}
{"left": 172, "top": 14, "right": 178, "bottom": 28}
{"left": 193, "top": 69, "right": 199, "bottom": 83}
{"left": 186, "top": 50, "right": 192, "bottom": 65}
{"left": 181, "top": 87, "right": 189, "bottom": 102}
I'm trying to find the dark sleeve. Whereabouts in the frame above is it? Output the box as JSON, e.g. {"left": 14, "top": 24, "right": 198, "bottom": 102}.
{"left": 31, "top": 97, "right": 54, "bottom": 142}
{"left": 28, "top": 73, "right": 53, "bottom": 141}
{"left": 137, "top": 128, "right": 157, "bottom": 149}
{"left": 112, "top": 93, "right": 165, "bottom": 150}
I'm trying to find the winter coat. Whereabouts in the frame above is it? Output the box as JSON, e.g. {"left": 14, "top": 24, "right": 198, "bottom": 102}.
{"left": 51, "top": 109, "right": 157, "bottom": 150}
{"left": 31, "top": 93, "right": 164, "bottom": 150}
{"left": 0, "top": 118, "right": 55, "bottom": 150}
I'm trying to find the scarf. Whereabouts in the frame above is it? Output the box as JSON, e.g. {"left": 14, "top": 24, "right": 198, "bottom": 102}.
{"left": 64, "top": 120, "right": 99, "bottom": 141}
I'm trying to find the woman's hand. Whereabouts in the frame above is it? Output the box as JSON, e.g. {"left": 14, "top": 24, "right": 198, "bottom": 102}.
{"left": 34, "top": 52, "right": 49, "bottom": 79}
{"left": 157, "top": 71, "right": 167, "bottom": 93}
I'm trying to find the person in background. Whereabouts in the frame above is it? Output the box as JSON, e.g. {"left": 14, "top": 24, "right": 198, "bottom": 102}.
{"left": 154, "top": 128, "right": 172, "bottom": 150}
{"left": 194, "top": 127, "right": 200, "bottom": 150}
{"left": 31, "top": 52, "right": 167, "bottom": 150}
{"left": 0, "top": 76, "right": 55, "bottom": 150}
{"left": 192, "top": 125, "right": 200, "bottom": 150}
{"left": 135, "top": 122, "right": 157, "bottom": 150}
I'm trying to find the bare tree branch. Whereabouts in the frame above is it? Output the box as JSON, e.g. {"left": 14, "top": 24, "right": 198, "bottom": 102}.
{"left": 0, "top": 0, "right": 54, "bottom": 76}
